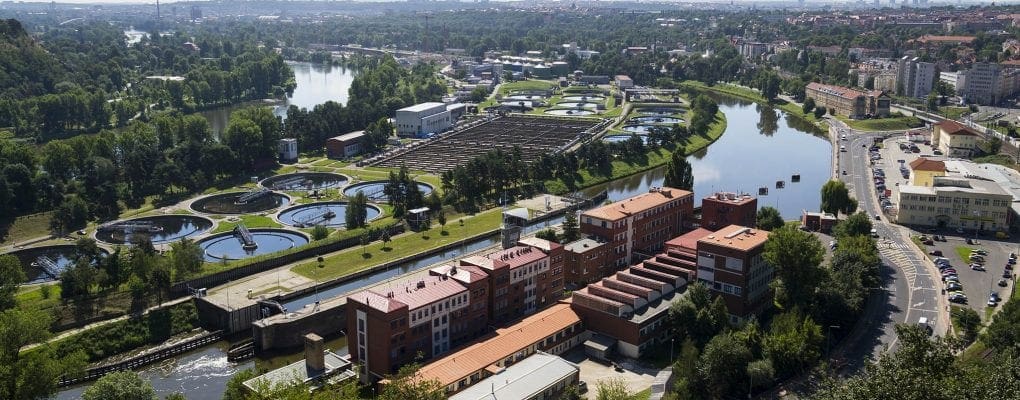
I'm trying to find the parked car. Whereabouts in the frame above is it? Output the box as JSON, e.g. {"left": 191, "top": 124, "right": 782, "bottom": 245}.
{"left": 1003, "top": 271, "right": 1013, "bottom": 279}
{"left": 923, "top": 239, "right": 934, "bottom": 245}
{"left": 990, "top": 292, "right": 1001, "bottom": 302}
{"left": 969, "top": 254, "right": 985, "bottom": 262}
{"left": 930, "top": 250, "right": 943, "bottom": 256}
{"left": 1006, "top": 264, "right": 1013, "bottom": 270}
{"left": 944, "top": 275, "right": 960, "bottom": 283}
{"left": 874, "top": 214, "right": 882, "bottom": 220}
{"left": 971, "top": 265, "right": 986, "bottom": 271}
{"left": 949, "top": 293, "right": 968, "bottom": 304}
{"left": 999, "top": 279, "right": 1009, "bottom": 287}
{"left": 973, "top": 249, "right": 988, "bottom": 256}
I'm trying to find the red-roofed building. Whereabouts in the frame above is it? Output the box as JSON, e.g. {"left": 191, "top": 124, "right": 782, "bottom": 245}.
{"left": 932, "top": 120, "right": 981, "bottom": 158}
{"left": 700, "top": 192, "right": 757, "bottom": 231}
{"left": 805, "top": 82, "right": 890, "bottom": 119}
{"left": 580, "top": 187, "right": 694, "bottom": 270}
{"left": 695, "top": 225, "right": 773, "bottom": 322}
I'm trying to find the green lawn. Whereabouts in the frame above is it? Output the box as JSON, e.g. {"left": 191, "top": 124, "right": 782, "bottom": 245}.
{"left": 940, "top": 107, "right": 971, "bottom": 121}
{"left": 836, "top": 115, "right": 924, "bottom": 131}
{"left": 210, "top": 214, "right": 281, "bottom": 234}
{"left": 0, "top": 211, "right": 54, "bottom": 245}
{"left": 543, "top": 111, "right": 727, "bottom": 194}
{"left": 15, "top": 284, "right": 62, "bottom": 311}
{"left": 291, "top": 208, "right": 504, "bottom": 280}
{"left": 955, "top": 246, "right": 976, "bottom": 262}
{"left": 628, "top": 388, "right": 652, "bottom": 400}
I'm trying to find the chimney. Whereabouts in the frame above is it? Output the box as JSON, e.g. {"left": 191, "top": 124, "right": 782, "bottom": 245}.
{"left": 304, "top": 333, "right": 325, "bottom": 372}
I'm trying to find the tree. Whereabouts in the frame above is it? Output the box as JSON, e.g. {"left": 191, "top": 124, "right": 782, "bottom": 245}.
{"left": 82, "top": 371, "right": 156, "bottom": 400}
{"left": 360, "top": 233, "right": 370, "bottom": 256}
{"left": 0, "top": 308, "right": 86, "bottom": 400}
{"left": 51, "top": 194, "right": 90, "bottom": 234}
{"left": 814, "top": 106, "right": 827, "bottom": 119}
{"left": 0, "top": 255, "right": 26, "bottom": 311}
{"left": 664, "top": 150, "right": 693, "bottom": 191}
{"left": 756, "top": 70, "right": 781, "bottom": 102}
{"left": 536, "top": 229, "right": 558, "bottom": 243}
{"left": 562, "top": 211, "right": 580, "bottom": 243}
{"left": 311, "top": 225, "right": 330, "bottom": 240}
{"left": 926, "top": 93, "right": 939, "bottom": 112}
{"left": 168, "top": 238, "right": 204, "bottom": 280}
{"left": 378, "top": 363, "right": 445, "bottom": 400}
{"left": 762, "top": 311, "right": 824, "bottom": 377}
{"left": 345, "top": 191, "right": 369, "bottom": 229}
{"left": 763, "top": 225, "right": 826, "bottom": 309}
{"left": 437, "top": 210, "right": 447, "bottom": 233}
{"left": 381, "top": 229, "right": 392, "bottom": 250}
{"left": 953, "top": 307, "right": 981, "bottom": 344}
{"left": 802, "top": 97, "right": 816, "bottom": 114}
{"left": 594, "top": 377, "right": 629, "bottom": 400}
{"left": 756, "top": 206, "right": 784, "bottom": 231}
{"left": 820, "top": 180, "right": 853, "bottom": 215}
{"left": 982, "top": 136, "right": 1002, "bottom": 155}
{"left": 668, "top": 282, "right": 729, "bottom": 346}
{"left": 698, "top": 332, "right": 753, "bottom": 399}
{"left": 835, "top": 212, "right": 873, "bottom": 238}
{"left": 746, "top": 359, "right": 776, "bottom": 392}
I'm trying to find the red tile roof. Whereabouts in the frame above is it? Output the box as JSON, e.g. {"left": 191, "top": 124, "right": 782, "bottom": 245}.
{"left": 935, "top": 120, "right": 980, "bottom": 136}
{"left": 665, "top": 228, "right": 713, "bottom": 250}
{"left": 487, "top": 245, "right": 546, "bottom": 269}
{"left": 352, "top": 275, "right": 467, "bottom": 313}
{"left": 908, "top": 157, "right": 947, "bottom": 172}
{"left": 807, "top": 82, "right": 883, "bottom": 100}
{"left": 583, "top": 187, "right": 691, "bottom": 222}
{"left": 698, "top": 225, "right": 769, "bottom": 252}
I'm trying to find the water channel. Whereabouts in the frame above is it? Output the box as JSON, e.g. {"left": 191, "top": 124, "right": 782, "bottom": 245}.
{"left": 200, "top": 61, "right": 358, "bottom": 136}
{"left": 54, "top": 95, "right": 831, "bottom": 399}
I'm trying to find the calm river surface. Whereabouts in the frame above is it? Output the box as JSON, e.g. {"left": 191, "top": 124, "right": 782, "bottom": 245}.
{"left": 585, "top": 96, "right": 832, "bottom": 220}
{"left": 201, "top": 61, "right": 357, "bottom": 136}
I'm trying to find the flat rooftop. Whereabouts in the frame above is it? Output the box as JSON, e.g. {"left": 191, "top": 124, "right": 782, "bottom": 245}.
{"left": 448, "top": 352, "right": 578, "bottom": 400}
{"left": 242, "top": 351, "right": 355, "bottom": 393}
{"left": 397, "top": 102, "right": 446, "bottom": 113}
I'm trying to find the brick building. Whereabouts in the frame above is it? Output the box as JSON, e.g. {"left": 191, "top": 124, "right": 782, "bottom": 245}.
{"left": 700, "top": 192, "right": 757, "bottom": 231}
{"left": 805, "top": 82, "right": 890, "bottom": 119}
{"left": 563, "top": 237, "right": 610, "bottom": 286}
{"left": 325, "top": 131, "right": 365, "bottom": 159}
{"left": 580, "top": 187, "right": 694, "bottom": 269}
{"left": 694, "top": 225, "right": 773, "bottom": 322}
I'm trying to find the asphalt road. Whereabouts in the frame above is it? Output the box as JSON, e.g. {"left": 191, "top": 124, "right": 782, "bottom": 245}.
{"left": 830, "top": 121, "right": 944, "bottom": 373}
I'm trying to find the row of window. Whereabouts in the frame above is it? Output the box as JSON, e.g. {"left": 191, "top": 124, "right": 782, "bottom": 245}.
{"left": 410, "top": 293, "right": 470, "bottom": 324}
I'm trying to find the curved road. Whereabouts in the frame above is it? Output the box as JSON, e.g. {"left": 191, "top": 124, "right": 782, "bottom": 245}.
{"left": 829, "top": 118, "right": 946, "bottom": 373}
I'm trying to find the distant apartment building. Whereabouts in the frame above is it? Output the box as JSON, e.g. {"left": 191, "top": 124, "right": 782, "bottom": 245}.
{"left": 738, "top": 41, "right": 768, "bottom": 60}
{"left": 896, "top": 56, "right": 935, "bottom": 99}
{"left": 896, "top": 176, "right": 1011, "bottom": 231}
{"left": 958, "top": 62, "right": 1020, "bottom": 106}
{"left": 932, "top": 120, "right": 981, "bottom": 158}
{"left": 805, "top": 82, "right": 890, "bottom": 119}
{"left": 580, "top": 187, "right": 694, "bottom": 269}
{"left": 700, "top": 192, "right": 757, "bottom": 231}
{"left": 395, "top": 102, "right": 452, "bottom": 138}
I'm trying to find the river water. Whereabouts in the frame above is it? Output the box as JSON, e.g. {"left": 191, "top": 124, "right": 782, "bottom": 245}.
{"left": 200, "top": 61, "right": 357, "bottom": 136}
{"left": 54, "top": 95, "right": 830, "bottom": 399}
{"left": 585, "top": 96, "right": 832, "bottom": 220}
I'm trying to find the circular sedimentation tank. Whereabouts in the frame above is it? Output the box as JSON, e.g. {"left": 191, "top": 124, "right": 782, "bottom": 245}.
{"left": 603, "top": 134, "right": 650, "bottom": 143}
{"left": 190, "top": 191, "right": 290, "bottom": 214}
{"left": 504, "top": 94, "right": 546, "bottom": 101}
{"left": 197, "top": 229, "right": 309, "bottom": 262}
{"left": 260, "top": 172, "right": 349, "bottom": 191}
{"left": 622, "top": 125, "right": 662, "bottom": 134}
{"left": 554, "top": 102, "right": 598, "bottom": 109}
{"left": 342, "top": 181, "right": 434, "bottom": 202}
{"left": 95, "top": 215, "right": 214, "bottom": 245}
{"left": 562, "top": 95, "right": 606, "bottom": 102}
{"left": 639, "top": 108, "right": 684, "bottom": 116}
{"left": 628, "top": 116, "right": 684, "bottom": 124}
{"left": 6, "top": 245, "right": 109, "bottom": 284}
{"left": 544, "top": 109, "right": 595, "bottom": 116}
{"left": 277, "top": 202, "right": 382, "bottom": 228}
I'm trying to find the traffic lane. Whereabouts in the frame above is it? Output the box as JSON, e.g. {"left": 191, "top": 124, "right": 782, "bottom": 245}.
{"left": 838, "top": 259, "right": 908, "bottom": 375}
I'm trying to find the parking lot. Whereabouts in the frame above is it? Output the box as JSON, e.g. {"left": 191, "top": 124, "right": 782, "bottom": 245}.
{"left": 916, "top": 232, "right": 1016, "bottom": 317}
{"left": 560, "top": 348, "right": 657, "bottom": 398}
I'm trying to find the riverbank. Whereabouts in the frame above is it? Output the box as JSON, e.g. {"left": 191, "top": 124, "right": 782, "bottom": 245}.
{"left": 543, "top": 110, "right": 727, "bottom": 194}
{"left": 679, "top": 81, "right": 828, "bottom": 129}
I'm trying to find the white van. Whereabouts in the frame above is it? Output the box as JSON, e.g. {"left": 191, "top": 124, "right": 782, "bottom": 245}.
{"left": 840, "top": 145, "right": 847, "bottom": 152}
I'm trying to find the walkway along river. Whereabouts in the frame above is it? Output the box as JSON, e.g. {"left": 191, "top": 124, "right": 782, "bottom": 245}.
{"left": 54, "top": 95, "right": 832, "bottom": 399}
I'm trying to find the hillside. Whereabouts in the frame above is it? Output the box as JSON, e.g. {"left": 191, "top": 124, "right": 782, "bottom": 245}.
{"left": 0, "top": 19, "right": 65, "bottom": 99}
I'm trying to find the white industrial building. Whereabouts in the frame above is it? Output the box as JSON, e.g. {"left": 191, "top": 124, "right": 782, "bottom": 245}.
{"left": 395, "top": 102, "right": 452, "bottom": 138}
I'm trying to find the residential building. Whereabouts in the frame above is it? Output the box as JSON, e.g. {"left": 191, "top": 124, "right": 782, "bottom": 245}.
{"left": 416, "top": 303, "right": 586, "bottom": 394}
{"left": 896, "top": 176, "right": 1012, "bottom": 231}
{"left": 563, "top": 237, "right": 611, "bottom": 286}
{"left": 958, "top": 62, "right": 1020, "bottom": 106}
{"left": 738, "top": 42, "right": 768, "bottom": 60}
{"left": 460, "top": 237, "right": 564, "bottom": 325}
{"left": 896, "top": 56, "right": 935, "bottom": 98}
{"left": 693, "top": 225, "right": 773, "bottom": 322}
{"left": 805, "top": 82, "right": 890, "bottom": 119}
{"left": 580, "top": 187, "right": 694, "bottom": 269}
{"left": 447, "top": 352, "right": 580, "bottom": 400}
{"left": 395, "top": 102, "right": 452, "bottom": 138}
{"left": 940, "top": 71, "right": 964, "bottom": 93}
{"left": 908, "top": 157, "right": 947, "bottom": 187}
{"left": 700, "top": 192, "right": 757, "bottom": 231}
{"left": 325, "top": 131, "right": 365, "bottom": 159}
{"left": 801, "top": 211, "right": 837, "bottom": 233}
{"left": 347, "top": 273, "right": 474, "bottom": 381}
{"left": 932, "top": 120, "right": 981, "bottom": 158}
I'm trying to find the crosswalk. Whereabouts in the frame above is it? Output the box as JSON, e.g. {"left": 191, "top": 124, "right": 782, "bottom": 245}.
{"left": 878, "top": 240, "right": 920, "bottom": 287}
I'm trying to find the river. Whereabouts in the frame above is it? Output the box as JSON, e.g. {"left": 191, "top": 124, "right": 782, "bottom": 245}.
{"left": 585, "top": 96, "right": 832, "bottom": 220}
{"left": 54, "top": 95, "right": 830, "bottom": 399}
{"left": 200, "top": 61, "right": 358, "bottom": 136}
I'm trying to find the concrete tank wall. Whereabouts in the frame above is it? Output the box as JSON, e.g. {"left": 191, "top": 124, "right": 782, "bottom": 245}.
{"left": 253, "top": 300, "right": 348, "bottom": 352}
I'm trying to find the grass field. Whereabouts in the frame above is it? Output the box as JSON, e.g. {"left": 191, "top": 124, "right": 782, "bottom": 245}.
{"left": 291, "top": 208, "right": 504, "bottom": 280}
{"left": 940, "top": 107, "right": 971, "bottom": 121}
{"left": 543, "top": 111, "right": 727, "bottom": 194}
{"left": 836, "top": 115, "right": 924, "bottom": 131}
{"left": 0, "top": 211, "right": 54, "bottom": 246}
{"left": 210, "top": 214, "right": 281, "bottom": 234}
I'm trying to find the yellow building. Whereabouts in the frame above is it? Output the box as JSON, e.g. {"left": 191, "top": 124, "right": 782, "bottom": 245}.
{"left": 932, "top": 120, "right": 981, "bottom": 158}
{"left": 908, "top": 157, "right": 946, "bottom": 187}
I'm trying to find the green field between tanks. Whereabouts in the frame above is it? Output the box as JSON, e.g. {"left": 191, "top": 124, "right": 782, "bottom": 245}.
{"left": 291, "top": 208, "right": 503, "bottom": 280}
{"left": 0, "top": 211, "right": 54, "bottom": 246}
